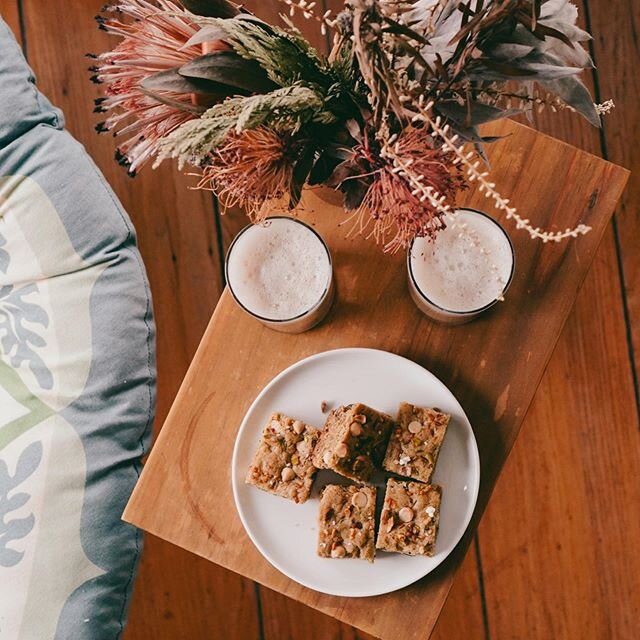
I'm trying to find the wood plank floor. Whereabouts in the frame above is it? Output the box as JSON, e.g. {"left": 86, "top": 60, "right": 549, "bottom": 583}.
{"left": 3, "top": 1, "right": 637, "bottom": 637}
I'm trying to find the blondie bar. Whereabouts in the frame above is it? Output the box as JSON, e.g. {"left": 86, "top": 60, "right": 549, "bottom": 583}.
{"left": 317, "top": 484, "right": 377, "bottom": 562}
{"left": 311, "top": 403, "right": 394, "bottom": 483}
{"left": 376, "top": 478, "right": 441, "bottom": 556}
{"left": 245, "top": 413, "right": 320, "bottom": 504}
{"left": 383, "top": 403, "right": 450, "bottom": 483}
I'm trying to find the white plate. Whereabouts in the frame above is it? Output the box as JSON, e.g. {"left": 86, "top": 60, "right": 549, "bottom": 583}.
{"left": 231, "top": 347, "right": 480, "bottom": 597}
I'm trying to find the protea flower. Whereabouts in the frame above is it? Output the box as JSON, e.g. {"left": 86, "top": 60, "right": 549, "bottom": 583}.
{"left": 91, "top": 1, "right": 204, "bottom": 173}
{"left": 92, "top": 0, "right": 275, "bottom": 174}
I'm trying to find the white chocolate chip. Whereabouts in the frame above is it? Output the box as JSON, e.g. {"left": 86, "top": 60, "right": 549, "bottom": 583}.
{"left": 398, "top": 455, "right": 411, "bottom": 466}
{"left": 350, "top": 422, "right": 363, "bottom": 436}
{"left": 296, "top": 440, "right": 310, "bottom": 456}
{"left": 292, "top": 420, "right": 305, "bottom": 435}
{"left": 281, "top": 467, "right": 296, "bottom": 482}
{"left": 407, "top": 421, "right": 422, "bottom": 434}
{"left": 323, "top": 451, "right": 333, "bottom": 466}
{"left": 425, "top": 506, "right": 436, "bottom": 518}
{"left": 353, "top": 413, "right": 367, "bottom": 424}
{"left": 344, "top": 540, "right": 355, "bottom": 553}
{"left": 351, "top": 491, "right": 369, "bottom": 508}
{"left": 331, "top": 545, "right": 346, "bottom": 558}
{"left": 335, "top": 443, "right": 348, "bottom": 458}
{"left": 399, "top": 507, "right": 414, "bottom": 523}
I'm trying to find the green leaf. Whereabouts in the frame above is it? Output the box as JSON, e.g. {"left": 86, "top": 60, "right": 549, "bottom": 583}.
{"left": 188, "top": 15, "right": 330, "bottom": 89}
{"left": 179, "top": 0, "right": 240, "bottom": 18}
{"left": 179, "top": 51, "right": 277, "bottom": 93}
{"left": 140, "top": 68, "right": 241, "bottom": 96}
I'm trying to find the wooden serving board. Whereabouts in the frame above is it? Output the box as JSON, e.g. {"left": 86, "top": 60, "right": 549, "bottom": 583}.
{"left": 123, "top": 119, "right": 628, "bottom": 640}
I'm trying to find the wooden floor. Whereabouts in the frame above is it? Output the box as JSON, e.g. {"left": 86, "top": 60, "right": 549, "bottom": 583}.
{"left": 3, "top": 1, "right": 638, "bottom": 638}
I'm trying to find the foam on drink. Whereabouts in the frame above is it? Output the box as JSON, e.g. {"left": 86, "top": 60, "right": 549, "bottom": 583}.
{"left": 226, "top": 217, "right": 332, "bottom": 321}
{"left": 409, "top": 209, "right": 513, "bottom": 313}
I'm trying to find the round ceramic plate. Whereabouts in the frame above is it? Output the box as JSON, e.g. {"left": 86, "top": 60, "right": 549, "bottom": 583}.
{"left": 231, "top": 347, "right": 480, "bottom": 597}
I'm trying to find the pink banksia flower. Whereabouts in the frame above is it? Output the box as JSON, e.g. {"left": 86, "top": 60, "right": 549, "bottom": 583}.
{"left": 346, "top": 128, "right": 466, "bottom": 254}
{"left": 198, "top": 128, "right": 297, "bottom": 221}
{"left": 91, "top": 0, "right": 216, "bottom": 174}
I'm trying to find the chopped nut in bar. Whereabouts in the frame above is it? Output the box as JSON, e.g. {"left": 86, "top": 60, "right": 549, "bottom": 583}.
{"left": 376, "top": 478, "right": 441, "bottom": 556}
{"left": 245, "top": 413, "right": 320, "bottom": 504}
{"left": 317, "top": 484, "right": 377, "bottom": 562}
{"left": 311, "top": 403, "right": 395, "bottom": 483}
{"left": 383, "top": 403, "right": 450, "bottom": 483}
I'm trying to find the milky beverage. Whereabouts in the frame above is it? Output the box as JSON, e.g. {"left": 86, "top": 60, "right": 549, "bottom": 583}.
{"left": 226, "top": 218, "right": 332, "bottom": 323}
{"left": 410, "top": 209, "right": 513, "bottom": 313}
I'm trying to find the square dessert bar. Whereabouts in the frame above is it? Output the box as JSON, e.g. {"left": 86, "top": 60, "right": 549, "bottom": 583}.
{"left": 317, "top": 484, "right": 377, "bottom": 562}
{"left": 376, "top": 478, "right": 442, "bottom": 556}
{"left": 312, "top": 403, "right": 395, "bottom": 483}
{"left": 245, "top": 413, "right": 320, "bottom": 504}
{"left": 383, "top": 402, "right": 450, "bottom": 483}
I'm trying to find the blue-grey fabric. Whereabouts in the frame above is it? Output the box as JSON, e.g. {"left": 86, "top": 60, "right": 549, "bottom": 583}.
{"left": 0, "top": 16, "right": 156, "bottom": 640}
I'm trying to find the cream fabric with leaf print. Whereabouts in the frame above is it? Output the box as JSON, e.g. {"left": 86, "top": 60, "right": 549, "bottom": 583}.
{"left": 0, "top": 15, "right": 156, "bottom": 640}
{"left": 0, "top": 176, "right": 105, "bottom": 638}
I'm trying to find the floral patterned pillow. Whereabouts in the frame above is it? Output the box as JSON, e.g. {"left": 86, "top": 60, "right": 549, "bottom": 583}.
{"left": 0, "top": 18, "right": 156, "bottom": 639}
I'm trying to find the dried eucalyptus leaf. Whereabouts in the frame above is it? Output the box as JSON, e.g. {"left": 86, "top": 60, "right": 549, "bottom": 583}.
{"left": 539, "top": 76, "right": 601, "bottom": 127}
{"left": 488, "top": 43, "right": 535, "bottom": 61}
{"left": 470, "top": 58, "right": 581, "bottom": 81}
{"left": 345, "top": 118, "right": 362, "bottom": 142}
{"left": 437, "top": 101, "right": 522, "bottom": 127}
{"left": 179, "top": 52, "right": 277, "bottom": 93}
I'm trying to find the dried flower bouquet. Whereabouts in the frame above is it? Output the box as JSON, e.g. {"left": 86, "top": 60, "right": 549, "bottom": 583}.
{"left": 92, "top": 0, "right": 610, "bottom": 252}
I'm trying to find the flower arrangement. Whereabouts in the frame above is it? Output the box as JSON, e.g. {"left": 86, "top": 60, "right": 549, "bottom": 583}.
{"left": 92, "top": 0, "right": 610, "bottom": 252}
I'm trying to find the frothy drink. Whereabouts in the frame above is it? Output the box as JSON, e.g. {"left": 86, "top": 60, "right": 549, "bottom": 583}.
{"left": 409, "top": 209, "right": 514, "bottom": 321}
{"left": 226, "top": 217, "right": 333, "bottom": 331}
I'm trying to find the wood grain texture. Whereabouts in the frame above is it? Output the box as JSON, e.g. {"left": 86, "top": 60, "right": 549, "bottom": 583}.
{"left": 259, "top": 549, "right": 486, "bottom": 640}
{"left": 126, "top": 533, "right": 262, "bottom": 640}
{"left": 479, "top": 245, "right": 640, "bottom": 638}
{"left": 12, "top": 3, "right": 259, "bottom": 638}
{"left": 475, "top": 4, "right": 640, "bottom": 638}
{"left": 124, "top": 119, "right": 628, "bottom": 640}
{"left": 588, "top": 0, "right": 640, "bottom": 399}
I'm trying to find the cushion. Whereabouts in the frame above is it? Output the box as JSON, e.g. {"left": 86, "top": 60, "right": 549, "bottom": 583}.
{"left": 0, "top": 17, "right": 156, "bottom": 640}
